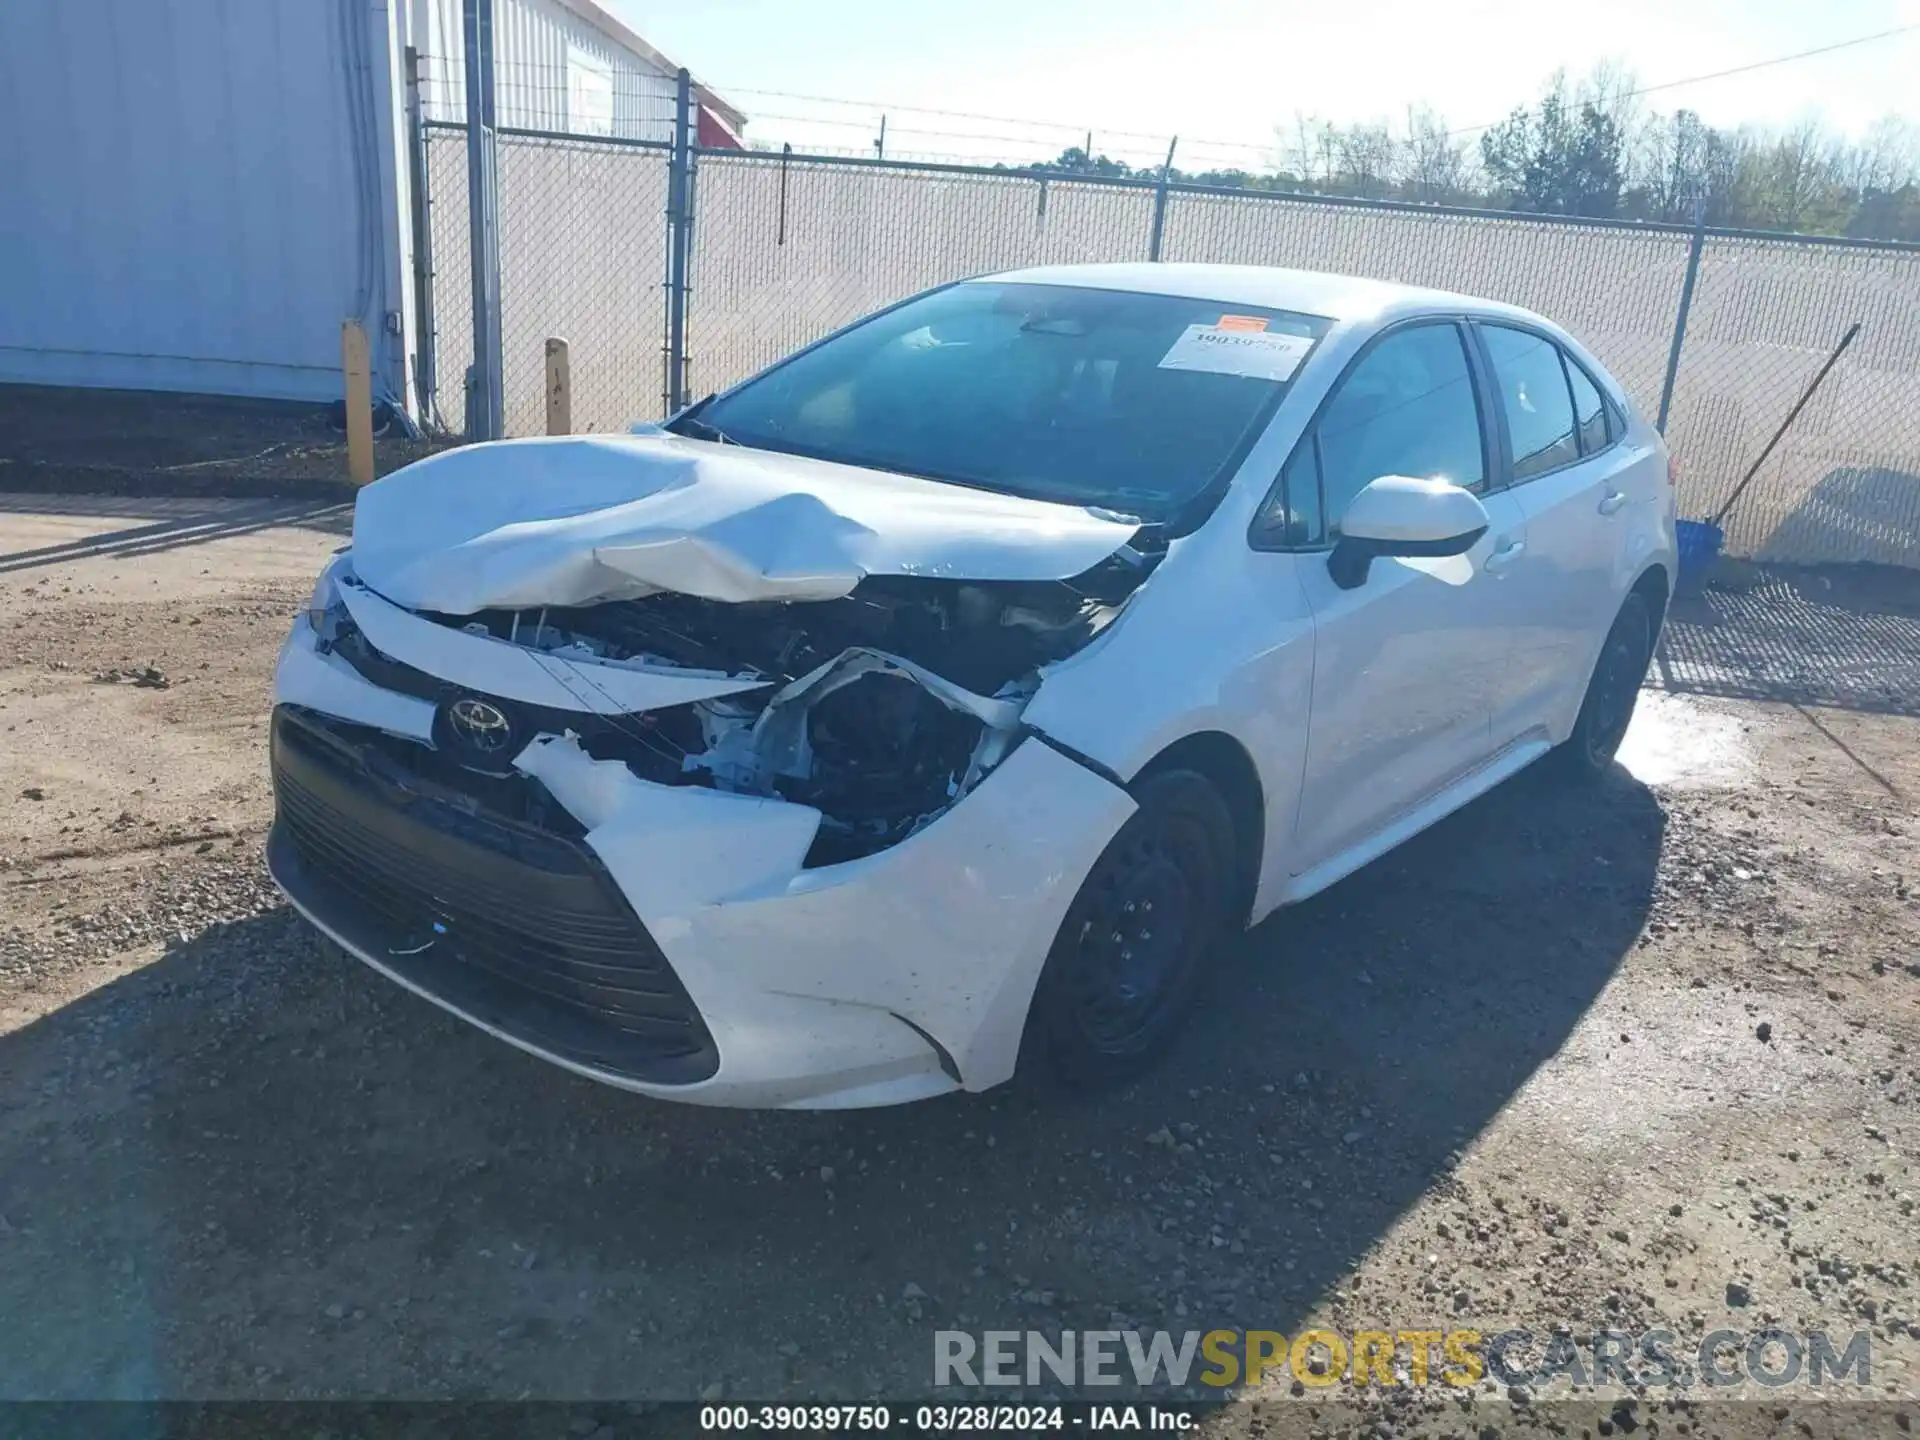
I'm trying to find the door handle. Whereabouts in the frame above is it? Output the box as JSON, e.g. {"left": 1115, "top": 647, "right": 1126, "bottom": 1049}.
{"left": 1484, "top": 539, "right": 1526, "bottom": 573}
{"left": 1597, "top": 490, "right": 1628, "bottom": 516}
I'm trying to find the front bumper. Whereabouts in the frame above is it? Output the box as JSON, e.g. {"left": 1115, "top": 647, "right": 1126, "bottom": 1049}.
{"left": 269, "top": 624, "right": 1135, "bottom": 1109}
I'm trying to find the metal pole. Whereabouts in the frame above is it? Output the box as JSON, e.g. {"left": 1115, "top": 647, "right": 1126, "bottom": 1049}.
{"left": 664, "top": 67, "right": 693, "bottom": 415}
{"left": 403, "top": 46, "right": 438, "bottom": 425}
{"left": 1710, "top": 322, "right": 1861, "bottom": 529}
{"left": 1656, "top": 199, "right": 1705, "bottom": 436}
{"left": 875, "top": 114, "right": 886, "bottom": 159}
{"left": 776, "top": 142, "right": 791, "bottom": 245}
{"left": 1148, "top": 136, "right": 1178, "bottom": 261}
{"left": 462, "top": 0, "right": 504, "bottom": 440}
{"left": 684, "top": 140, "right": 700, "bottom": 403}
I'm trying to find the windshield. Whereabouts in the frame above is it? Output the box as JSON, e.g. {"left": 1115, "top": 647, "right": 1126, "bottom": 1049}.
{"left": 681, "top": 282, "right": 1332, "bottom": 521}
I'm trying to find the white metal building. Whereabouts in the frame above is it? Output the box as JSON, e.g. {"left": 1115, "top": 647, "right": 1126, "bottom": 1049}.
{"left": 0, "top": 0, "right": 740, "bottom": 415}
{"left": 411, "top": 0, "right": 745, "bottom": 145}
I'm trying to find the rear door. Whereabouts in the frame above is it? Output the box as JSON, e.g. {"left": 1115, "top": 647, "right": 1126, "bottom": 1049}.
{"left": 1471, "top": 323, "right": 1637, "bottom": 745}
{"left": 1264, "top": 320, "right": 1528, "bottom": 876}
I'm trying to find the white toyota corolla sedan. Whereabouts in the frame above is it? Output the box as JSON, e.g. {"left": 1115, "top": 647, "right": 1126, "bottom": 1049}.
{"left": 270, "top": 262, "right": 1676, "bottom": 1109}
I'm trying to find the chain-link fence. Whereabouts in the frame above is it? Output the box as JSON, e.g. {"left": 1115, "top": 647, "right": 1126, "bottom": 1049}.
{"left": 423, "top": 125, "right": 671, "bottom": 437}
{"left": 492, "top": 132, "right": 671, "bottom": 436}
{"left": 1160, "top": 193, "right": 1692, "bottom": 418}
{"left": 421, "top": 128, "right": 472, "bottom": 435}
{"left": 1662, "top": 238, "right": 1920, "bottom": 567}
{"left": 686, "top": 154, "right": 1156, "bottom": 401}
{"left": 417, "top": 114, "right": 1920, "bottom": 568}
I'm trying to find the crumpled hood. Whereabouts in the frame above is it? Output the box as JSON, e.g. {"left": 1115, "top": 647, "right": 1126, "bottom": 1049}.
{"left": 350, "top": 432, "right": 1141, "bottom": 614}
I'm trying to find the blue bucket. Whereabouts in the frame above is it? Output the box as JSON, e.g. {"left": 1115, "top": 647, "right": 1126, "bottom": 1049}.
{"left": 1675, "top": 518, "right": 1724, "bottom": 594}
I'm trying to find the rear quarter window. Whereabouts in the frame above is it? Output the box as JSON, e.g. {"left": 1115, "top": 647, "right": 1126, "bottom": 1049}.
{"left": 1565, "top": 354, "right": 1610, "bottom": 455}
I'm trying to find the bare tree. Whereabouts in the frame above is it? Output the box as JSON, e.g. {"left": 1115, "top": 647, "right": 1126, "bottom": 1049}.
{"left": 1839, "top": 114, "right": 1920, "bottom": 195}
{"left": 1282, "top": 113, "right": 1340, "bottom": 190}
{"left": 1402, "top": 104, "right": 1469, "bottom": 202}
{"left": 1578, "top": 59, "right": 1647, "bottom": 148}
{"left": 1634, "top": 108, "right": 1734, "bottom": 222}
{"left": 1333, "top": 121, "right": 1399, "bottom": 198}
{"left": 1732, "top": 119, "right": 1847, "bottom": 231}
{"left": 1252, "top": 70, "right": 1914, "bottom": 236}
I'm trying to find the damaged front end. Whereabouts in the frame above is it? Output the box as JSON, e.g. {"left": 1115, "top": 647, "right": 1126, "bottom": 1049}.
{"left": 323, "top": 543, "right": 1157, "bottom": 866}
{"left": 274, "top": 433, "right": 1170, "bottom": 1103}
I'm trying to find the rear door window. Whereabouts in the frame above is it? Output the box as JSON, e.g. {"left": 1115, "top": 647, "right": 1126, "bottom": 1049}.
{"left": 1481, "top": 325, "right": 1579, "bottom": 481}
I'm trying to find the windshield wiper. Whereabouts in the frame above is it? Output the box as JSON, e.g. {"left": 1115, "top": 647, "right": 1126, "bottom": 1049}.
{"left": 666, "top": 394, "right": 738, "bottom": 445}
{"left": 672, "top": 414, "right": 736, "bottom": 445}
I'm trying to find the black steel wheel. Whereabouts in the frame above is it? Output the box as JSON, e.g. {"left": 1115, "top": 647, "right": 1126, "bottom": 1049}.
{"left": 1030, "top": 769, "right": 1236, "bottom": 1089}
{"left": 1552, "top": 590, "right": 1655, "bottom": 782}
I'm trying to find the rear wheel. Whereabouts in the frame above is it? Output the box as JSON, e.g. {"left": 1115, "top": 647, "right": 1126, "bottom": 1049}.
{"left": 1551, "top": 591, "right": 1655, "bottom": 782}
{"left": 1029, "top": 769, "right": 1236, "bottom": 1089}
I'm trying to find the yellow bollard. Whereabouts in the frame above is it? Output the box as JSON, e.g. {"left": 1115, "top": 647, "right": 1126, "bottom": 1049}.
{"left": 341, "top": 320, "right": 375, "bottom": 486}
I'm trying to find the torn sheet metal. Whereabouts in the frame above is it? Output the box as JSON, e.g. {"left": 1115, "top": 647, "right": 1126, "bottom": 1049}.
{"left": 338, "top": 574, "right": 768, "bottom": 715}
{"left": 689, "top": 646, "right": 1030, "bottom": 808}
{"left": 349, "top": 432, "right": 1142, "bottom": 615}
{"left": 766, "top": 647, "right": 1026, "bottom": 735}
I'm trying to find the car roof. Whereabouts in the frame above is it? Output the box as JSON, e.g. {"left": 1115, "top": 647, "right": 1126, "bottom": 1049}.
{"left": 979, "top": 261, "right": 1536, "bottom": 328}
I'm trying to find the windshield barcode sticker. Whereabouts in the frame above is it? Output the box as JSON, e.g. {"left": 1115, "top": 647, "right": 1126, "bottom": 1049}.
{"left": 1158, "top": 324, "right": 1314, "bottom": 381}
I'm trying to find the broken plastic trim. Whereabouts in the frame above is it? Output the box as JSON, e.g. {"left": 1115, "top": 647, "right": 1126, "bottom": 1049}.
{"left": 678, "top": 645, "right": 1032, "bottom": 865}
{"left": 735, "top": 647, "right": 1026, "bottom": 778}
{"left": 341, "top": 534, "right": 1164, "bottom": 868}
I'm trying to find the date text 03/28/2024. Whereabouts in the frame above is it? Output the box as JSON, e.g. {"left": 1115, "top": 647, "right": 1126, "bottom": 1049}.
{"left": 698, "top": 1404, "right": 1196, "bottom": 1431}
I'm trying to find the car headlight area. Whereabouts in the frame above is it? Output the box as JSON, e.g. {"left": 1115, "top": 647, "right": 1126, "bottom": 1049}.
{"left": 267, "top": 609, "right": 1137, "bottom": 1110}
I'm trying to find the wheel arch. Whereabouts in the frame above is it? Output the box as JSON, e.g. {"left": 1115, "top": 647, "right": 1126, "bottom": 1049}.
{"left": 1630, "top": 563, "right": 1670, "bottom": 644}
{"left": 1132, "top": 730, "right": 1265, "bottom": 930}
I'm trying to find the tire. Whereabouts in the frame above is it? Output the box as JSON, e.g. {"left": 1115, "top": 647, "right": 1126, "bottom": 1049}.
{"left": 1028, "top": 769, "right": 1237, "bottom": 1090}
{"left": 1550, "top": 590, "right": 1655, "bottom": 782}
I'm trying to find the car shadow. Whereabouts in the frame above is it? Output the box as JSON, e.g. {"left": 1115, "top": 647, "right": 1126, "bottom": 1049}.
{"left": 0, "top": 763, "right": 1661, "bottom": 1400}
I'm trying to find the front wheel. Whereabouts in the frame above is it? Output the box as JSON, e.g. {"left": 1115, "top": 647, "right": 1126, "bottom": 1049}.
{"left": 1028, "top": 769, "right": 1237, "bottom": 1090}
{"left": 1550, "top": 591, "right": 1655, "bottom": 782}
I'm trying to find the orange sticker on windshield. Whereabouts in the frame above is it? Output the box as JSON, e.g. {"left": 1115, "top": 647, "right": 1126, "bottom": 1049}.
{"left": 1216, "top": 314, "right": 1269, "bottom": 332}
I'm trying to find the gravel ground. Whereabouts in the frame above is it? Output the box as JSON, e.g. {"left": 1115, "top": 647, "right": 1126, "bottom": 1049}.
{"left": 0, "top": 494, "right": 1916, "bottom": 1435}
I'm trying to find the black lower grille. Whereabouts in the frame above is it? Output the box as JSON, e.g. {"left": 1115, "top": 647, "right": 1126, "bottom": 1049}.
{"left": 268, "top": 705, "right": 718, "bottom": 1084}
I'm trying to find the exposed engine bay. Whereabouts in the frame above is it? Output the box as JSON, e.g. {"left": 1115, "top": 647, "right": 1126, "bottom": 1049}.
{"left": 332, "top": 543, "right": 1159, "bottom": 865}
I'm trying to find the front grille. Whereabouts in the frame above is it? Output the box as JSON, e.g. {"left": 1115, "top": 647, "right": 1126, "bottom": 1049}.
{"left": 269, "top": 705, "right": 718, "bottom": 1084}
{"left": 329, "top": 623, "right": 705, "bottom": 785}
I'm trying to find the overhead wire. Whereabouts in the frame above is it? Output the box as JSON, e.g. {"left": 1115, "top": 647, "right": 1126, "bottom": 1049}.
{"left": 707, "top": 22, "right": 1920, "bottom": 164}
{"left": 1437, "top": 21, "right": 1920, "bottom": 139}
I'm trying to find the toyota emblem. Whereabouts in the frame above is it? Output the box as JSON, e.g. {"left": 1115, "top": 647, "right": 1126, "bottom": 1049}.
{"left": 447, "top": 696, "right": 514, "bottom": 753}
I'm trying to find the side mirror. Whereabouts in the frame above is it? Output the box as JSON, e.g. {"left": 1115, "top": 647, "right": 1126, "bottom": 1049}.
{"left": 1328, "top": 475, "right": 1490, "bottom": 590}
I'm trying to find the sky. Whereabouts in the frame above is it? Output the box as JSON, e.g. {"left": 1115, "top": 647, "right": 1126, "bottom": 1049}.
{"left": 613, "top": 0, "right": 1920, "bottom": 168}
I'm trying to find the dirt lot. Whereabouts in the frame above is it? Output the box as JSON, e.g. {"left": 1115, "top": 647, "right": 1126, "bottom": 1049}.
{"left": 0, "top": 384, "right": 444, "bottom": 496}
{"left": 1, "top": 492, "right": 1917, "bottom": 1433}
